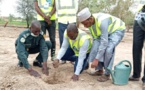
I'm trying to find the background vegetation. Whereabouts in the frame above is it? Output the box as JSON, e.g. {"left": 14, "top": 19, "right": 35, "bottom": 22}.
{"left": 0, "top": 0, "right": 135, "bottom": 30}
{"left": 79, "top": 0, "right": 134, "bottom": 29}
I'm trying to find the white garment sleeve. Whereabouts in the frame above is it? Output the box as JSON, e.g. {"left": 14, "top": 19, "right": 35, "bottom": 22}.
{"left": 57, "top": 36, "right": 69, "bottom": 60}
{"left": 95, "top": 18, "right": 110, "bottom": 60}
{"left": 75, "top": 39, "right": 90, "bottom": 75}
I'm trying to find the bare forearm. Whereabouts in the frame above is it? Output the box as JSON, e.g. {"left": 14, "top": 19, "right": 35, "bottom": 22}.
{"left": 49, "top": 0, "right": 56, "bottom": 16}
{"left": 49, "top": 7, "right": 56, "bottom": 16}
{"left": 42, "top": 61, "right": 47, "bottom": 69}
{"left": 34, "top": 2, "right": 46, "bottom": 18}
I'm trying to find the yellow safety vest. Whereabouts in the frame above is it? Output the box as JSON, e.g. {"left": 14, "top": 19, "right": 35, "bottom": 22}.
{"left": 64, "top": 29, "right": 92, "bottom": 56}
{"left": 89, "top": 13, "right": 126, "bottom": 39}
{"left": 55, "top": 0, "right": 78, "bottom": 24}
{"left": 37, "top": 0, "right": 56, "bottom": 20}
{"left": 137, "top": 4, "right": 144, "bottom": 12}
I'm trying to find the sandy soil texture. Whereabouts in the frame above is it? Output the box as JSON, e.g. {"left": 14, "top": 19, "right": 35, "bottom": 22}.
{"left": 0, "top": 26, "right": 144, "bottom": 90}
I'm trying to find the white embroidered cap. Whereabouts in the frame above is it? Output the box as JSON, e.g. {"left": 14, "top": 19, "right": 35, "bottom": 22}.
{"left": 77, "top": 7, "right": 91, "bottom": 22}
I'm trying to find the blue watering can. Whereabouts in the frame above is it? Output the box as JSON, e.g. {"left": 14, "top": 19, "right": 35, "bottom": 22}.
{"left": 107, "top": 60, "right": 132, "bottom": 85}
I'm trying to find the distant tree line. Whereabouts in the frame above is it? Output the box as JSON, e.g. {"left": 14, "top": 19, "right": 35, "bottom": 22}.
{"left": 79, "top": 0, "right": 134, "bottom": 31}
{"left": 1, "top": 0, "right": 135, "bottom": 29}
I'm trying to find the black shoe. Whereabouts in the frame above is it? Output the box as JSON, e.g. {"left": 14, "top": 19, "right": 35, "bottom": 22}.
{"left": 17, "top": 62, "right": 23, "bottom": 67}
{"left": 129, "top": 76, "right": 140, "bottom": 81}
{"left": 33, "top": 61, "right": 42, "bottom": 67}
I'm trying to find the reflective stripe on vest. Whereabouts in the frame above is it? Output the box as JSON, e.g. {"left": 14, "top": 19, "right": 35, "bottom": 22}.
{"left": 37, "top": 0, "right": 56, "bottom": 20}
{"left": 89, "top": 13, "right": 125, "bottom": 39}
{"left": 137, "top": 4, "right": 144, "bottom": 12}
{"left": 108, "top": 16, "right": 125, "bottom": 33}
{"left": 56, "top": 0, "right": 78, "bottom": 23}
{"left": 64, "top": 29, "right": 92, "bottom": 56}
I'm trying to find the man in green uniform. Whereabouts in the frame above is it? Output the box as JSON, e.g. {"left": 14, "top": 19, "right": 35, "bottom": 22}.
{"left": 15, "top": 20, "right": 52, "bottom": 77}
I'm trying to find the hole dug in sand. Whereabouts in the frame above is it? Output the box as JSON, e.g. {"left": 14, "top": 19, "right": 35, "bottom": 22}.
{"left": 42, "top": 72, "right": 66, "bottom": 84}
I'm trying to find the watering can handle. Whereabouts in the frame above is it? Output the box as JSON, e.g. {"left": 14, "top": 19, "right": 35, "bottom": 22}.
{"left": 118, "top": 60, "right": 132, "bottom": 70}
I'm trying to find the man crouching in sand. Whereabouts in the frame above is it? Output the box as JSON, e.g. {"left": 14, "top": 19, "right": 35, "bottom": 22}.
{"left": 15, "top": 20, "right": 52, "bottom": 77}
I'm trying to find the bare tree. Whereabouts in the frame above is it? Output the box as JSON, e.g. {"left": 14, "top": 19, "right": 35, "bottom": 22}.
{"left": 16, "top": 0, "right": 36, "bottom": 28}
{"left": 9, "top": 14, "right": 14, "bottom": 22}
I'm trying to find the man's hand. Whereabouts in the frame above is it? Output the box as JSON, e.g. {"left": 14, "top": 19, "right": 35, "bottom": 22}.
{"left": 53, "top": 59, "right": 59, "bottom": 68}
{"left": 91, "top": 59, "right": 99, "bottom": 68}
{"left": 42, "top": 61, "right": 49, "bottom": 76}
{"left": 43, "top": 15, "right": 51, "bottom": 25}
{"left": 28, "top": 68, "right": 41, "bottom": 77}
{"left": 45, "top": 19, "right": 51, "bottom": 25}
{"left": 42, "top": 67, "right": 49, "bottom": 76}
{"left": 71, "top": 74, "right": 79, "bottom": 81}
{"left": 45, "top": 16, "right": 51, "bottom": 25}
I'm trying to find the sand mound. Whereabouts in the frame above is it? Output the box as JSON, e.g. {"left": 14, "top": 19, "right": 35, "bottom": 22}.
{"left": 42, "top": 72, "right": 65, "bottom": 84}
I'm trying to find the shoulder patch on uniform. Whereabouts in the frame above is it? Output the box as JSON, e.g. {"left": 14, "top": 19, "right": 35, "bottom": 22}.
{"left": 22, "top": 33, "right": 30, "bottom": 38}
{"left": 23, "top": 34, "right": 26, "bottom": 38}
{"left": 26, "top": 33, "right": 30, "bottom": 37}
{"left": 20, "top": 37, "right": 25, "bottom": 43}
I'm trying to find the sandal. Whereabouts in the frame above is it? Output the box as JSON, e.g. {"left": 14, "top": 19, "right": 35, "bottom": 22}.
{"left": 97, "top": 74, "right": 110, "bottom": 82}
{"left": 89, "top": 70, "right": 103, "bottom": 76}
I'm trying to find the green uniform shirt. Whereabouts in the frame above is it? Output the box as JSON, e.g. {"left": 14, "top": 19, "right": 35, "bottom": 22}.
{"left": 15, "top": 29, "right": 48, "bottom": 69}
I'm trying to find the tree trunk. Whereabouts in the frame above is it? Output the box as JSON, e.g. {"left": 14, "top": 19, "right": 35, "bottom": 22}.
{"left": 26, "top": 15, "right": 29, "bottom": 28}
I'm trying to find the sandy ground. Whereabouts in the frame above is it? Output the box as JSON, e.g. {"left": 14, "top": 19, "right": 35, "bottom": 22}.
{"left": 0, "top": 26, "right": 144, "bottom": 90}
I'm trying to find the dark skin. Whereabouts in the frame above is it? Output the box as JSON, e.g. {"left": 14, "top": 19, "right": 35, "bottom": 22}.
{"left": 71, "top": 74, "right": 79, "bottom": 81}
{"left": 34, "top": 1, "right": 50, "bottom": 24}
{"left": 53, "top": 23, "right": 80, "bottom": 81}
{"left": 42, "top": 61, "right": 49, "bottom": 75}
{"left": 91, "top": 59, "right": 99, "bottom": 68}
{"left": 27, "top": 68, "right": 41, "bottom": 77}
{"left": 67, "top": 30, "right": 79, "bottom": 81}
{"left": 67, "top": 31, "right": 78, "bottom": 40}
{"left": 81, "top": 16, "right": 95, "bottom": 28}
{"left": 81, "top": 16, "right": 99, "bottom": 68}
{"left": 53, "top": 59, "right": 59, "bottom": 68}
{"left": 27, "top": 21, "right": 49, "bottom": 77}
{"left": 34, "top": 0, "right": 56, "bottom": 25}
